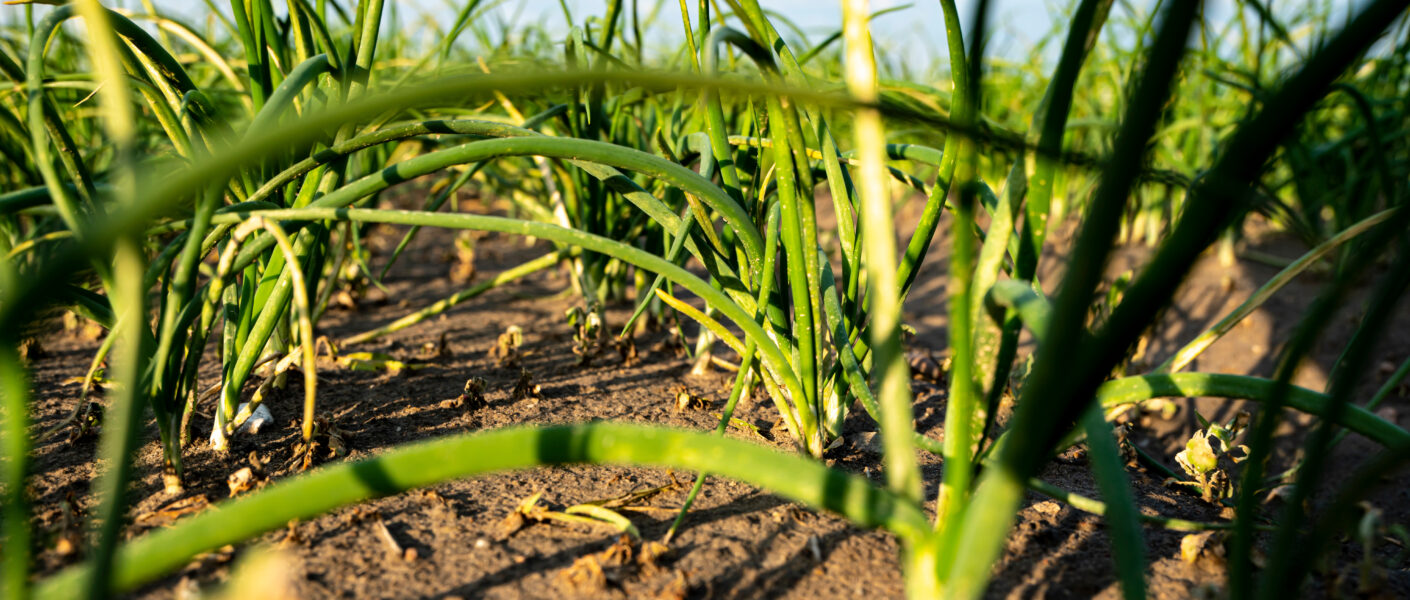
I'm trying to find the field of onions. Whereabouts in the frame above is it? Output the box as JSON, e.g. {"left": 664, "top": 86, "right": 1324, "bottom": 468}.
{"left": 2, "top": 0, "right": 1410, "bottom": 597}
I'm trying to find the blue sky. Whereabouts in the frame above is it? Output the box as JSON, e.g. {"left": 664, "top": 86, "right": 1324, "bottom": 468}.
{"left": 124, "top": 0, "right": 1366, "bottom": 69}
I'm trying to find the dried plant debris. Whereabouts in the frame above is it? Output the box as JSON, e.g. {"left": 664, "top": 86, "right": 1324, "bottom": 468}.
{"left": 420, "top": 331, "right": 453, "bottom": 359}
{"left": 498, "top": 491, "right": 643, "bottom": 541}
{"left": 226, "top": 467, "right": 258, "bottom": 497}
{"left": 337, "top": 351, "right": 426, "bottom": 376}
{"left": 489, "top": 325, "right": 525, "bottom": 367}
{"left": 60, "top": 399, "right": 103, "bottom": 444}
{"left": 617, "top": 335, "right": 639, "bottom": 366}
{"left": 511, "top": 369, "right": 541, "bottom": 402}
{"left": 496, "top": 502, "right": 531, "bottom": 541}
{"left": 341, "top": 507, "right": 423, "bottom": 560}
{"left": 653, "top": 569, "right": 690, "bottom": 600}
{"left": 292, "top": 414, "right": 351, "bottom": 471}
{"left": 343, "top": 506, "right": 381, "bottom": 527}
{"left": 497, "top": 491, "right": 555, "bottom": 540}
{"left": 566, "top": 305, "right": 607, "bottom": 365}
{"left": 417, "top": 489, "right": 458, "bottom": 521}
{"left": 137, "top": 494, "right": 212, "bottom": 526}
{"left": 1110, "top": 421, "right": 1139, "bottom": 465}
{"left": 559, "top": 551, "right": 611, "bottom": 594}
{"left": 584, "top": 474, "right": 681, "bottom": 510}
{"left": 672, "top": 385, "right": 708, "bottom": 412}
{"left": 772, "top": 505, "right": 812, "bottom": 525}
{"left": 441, "top": 376, "right": 488, "bottom": 410}
{"left": 556, "top": 534, "right": 686, "bottom": 596}
{"left": 228, "top": 452, "right": 270, "bottom": 497}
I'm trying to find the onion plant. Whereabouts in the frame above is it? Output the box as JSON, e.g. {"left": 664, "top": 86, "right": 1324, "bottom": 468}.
{"left": 2, "top": 1, "right": 1408, "bottom": 599}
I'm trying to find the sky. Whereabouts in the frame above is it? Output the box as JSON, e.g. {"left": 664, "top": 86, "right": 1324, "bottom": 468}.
{"left": 94, "top": 1, "right": 1370, "bottom": 70}
{"left": 464, "top": 0, "right": 1069, "bottom": 66}
{"left": 469, "top": 1, "right": 1369, "bottom": 66}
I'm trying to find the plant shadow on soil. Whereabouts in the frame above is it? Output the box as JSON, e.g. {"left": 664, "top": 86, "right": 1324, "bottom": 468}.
{"left": 21, "top": 194, "right": 1410, "bottom": 598}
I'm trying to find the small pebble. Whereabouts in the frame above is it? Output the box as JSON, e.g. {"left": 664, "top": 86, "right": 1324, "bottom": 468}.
{"left": 474, "top": 538, "right": 489, "bottom": 549}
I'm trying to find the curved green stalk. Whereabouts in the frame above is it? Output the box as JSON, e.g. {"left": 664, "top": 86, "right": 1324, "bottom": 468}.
{"left": 146, "top": 185, "right": 217, "bottom": 487}
{"left": 246, "top": 53, "right": 334, "bottom": 133}
{"left": 1327, "top": 353, "right": 1410, "bottom": 450}
{"left": 744, "top": 65, "right": 827, "bottom": 431}
{"left": 25, "top": 5, "right": 99, "bottom": 234}
{"left": 0, "top": 71, "right": 1160, "bottom": 334}
{"left": 35, "top": 423, "right": 929, "bottom": 598}
{"left": 937, "top": 107, "right": 980, "bottom": 541}
{"left": 128, "top": 12, "right": 249, "bottom": 105}
{"left": 235, "top": 126, "right": 763, "bottom": 277}
{"left": 213, "top": 229, "right": 314, "bottom": 450}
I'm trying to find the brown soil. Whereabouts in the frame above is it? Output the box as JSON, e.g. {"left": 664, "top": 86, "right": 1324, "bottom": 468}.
{"left": 19, "top": 195, "right": 1410, "bottom": 599}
